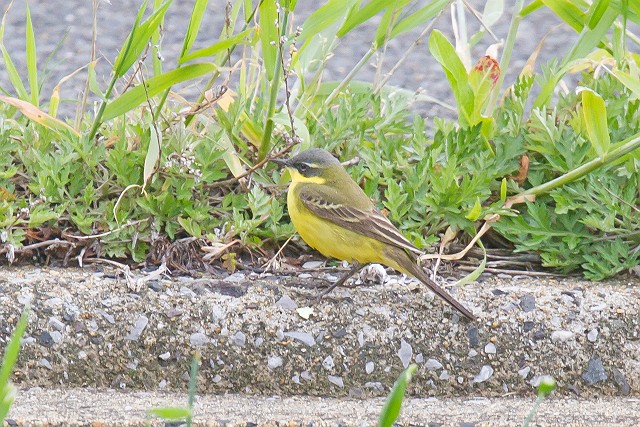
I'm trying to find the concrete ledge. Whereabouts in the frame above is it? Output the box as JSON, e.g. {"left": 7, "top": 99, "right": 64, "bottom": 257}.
{"left": 0, "top": 266, "right": 638, "bottom": 398}
{"left": 7, "top": 388, "right": 640, "bottom": 426}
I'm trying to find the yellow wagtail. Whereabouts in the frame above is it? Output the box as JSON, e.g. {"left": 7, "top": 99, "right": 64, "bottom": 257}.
{"left": 273, "top": 148, "right": 476, "bottom": 320}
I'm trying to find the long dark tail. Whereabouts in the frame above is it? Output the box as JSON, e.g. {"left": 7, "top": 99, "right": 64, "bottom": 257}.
{"left": 389, "top": 249, "right": 476, "bottom": 320}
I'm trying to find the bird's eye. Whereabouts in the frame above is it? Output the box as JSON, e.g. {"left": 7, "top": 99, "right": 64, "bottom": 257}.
{"left": 298, "top": 163, "right": 310, "bottom": 173}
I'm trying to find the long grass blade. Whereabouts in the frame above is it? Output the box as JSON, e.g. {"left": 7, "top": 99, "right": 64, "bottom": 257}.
{"left": 25, "top": 4, "right": 38, "bottom": 107}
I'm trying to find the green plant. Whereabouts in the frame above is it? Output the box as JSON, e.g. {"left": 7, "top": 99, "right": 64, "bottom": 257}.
{"left": 0, "top": 307, "right": 29, "bottom": 423}
{"left": 378, "top": 363, "right": 417, "bottom": 427}
{"left": 523, "top": 375, "right": 556, "bottom": 427}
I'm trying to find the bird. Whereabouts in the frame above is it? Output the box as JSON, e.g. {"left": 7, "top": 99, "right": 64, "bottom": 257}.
{"left": 272, "top": 148, "right": 476, "bottom": 320}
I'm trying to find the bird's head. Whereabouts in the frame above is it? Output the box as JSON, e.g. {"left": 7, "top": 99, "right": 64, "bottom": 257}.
{"left": 272, "top": 148, "right": 343, "bottom": 184}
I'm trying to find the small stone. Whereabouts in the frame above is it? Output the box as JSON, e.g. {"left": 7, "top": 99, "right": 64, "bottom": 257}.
{"left": 302, "top": 260, "right": 324, "bottom": 269}
{"left": 189, "top": 332, "right": 209, "bottom": 347}
{"left": 38, "top": 331, "right": 54, "bottom": 348}
{"left": 587, "top": 329, "right": 598, "bottom": 342}
{"left": 551, "top": 330, "right": 574, "bottom": 343}
{"left": 158, "top": 352, "right": 171, "bottom": 361}
{"left": 301, "top": 370, "right": 313, "bottom": 381}
{"left": 276, "top": 295, "right": 298, "bottom": 310}
{"left": 439, "top": 370, "right": 450, "bottom": 380}
{"left": 78, "top": 351, "right": 87, "bottom": 359}
{"left": 519, "top": 294, "right": 536, "bottom": 312}
{"left": 125, "top": 315, "right": 149, "bottom": 341}
{"left": 415, "top": 353, "right": 424, "bottom": 363}
{"left": 365, "top": 361, "right": 374, "bottom": 374}
{"left": 484, "top": 343, "right": 497, "bottom": 354}
{"left": 467, "top": 326, "right": 480, "bottom": 347}
{"left": 212, "top": 375, "right": 222, "bottom": 383}
{"left": 322, "top": 356, "right": 334, "bottom": 370}
{"left": 39, "top": 358, "right": 53, "bottom": 370}
{"left": 473, "top": 365, "right": 494, "bottom": 383}
{"left": 291, "top": 375, "right": 301, "bottom": 385}
{"left": 268, "top": 356, "right": 283, "bottom": 369}
{"left": 254, "top": 337, "right": 264, "bottom": 347}
{"left": 223, "top": 272, "right": 245, "bottom": 283}
{"left": 211, "top": 305, "right": 226, "bottom": 321}
{"left": 48, "top": 317, "right": 65, "bottom": 331}
{"left": 468, "top": 349, "right": 478, "bottom": 357}
{"left": 158, "top": 379, "right": 167, "bottom": 389}
{"left": 523, "top": 321, "right": 534, "bottom": 332}
{"left": 284, "top": 331, "right": 316, "bottom": 347}
{"left": 582, "top": 356, "right": 608, "bottom": 385}
{"left": 332, "top": 327, "right": 347, "bottom": 338}
{"left": 518, "top": 366, "right": 531, "bottom": 379}
{"left": 147, "top": 281, "right": 162, "bottom": 292}
{"left": 50, "top": 331, "right": 62, "bottom": 344}
{"left": 44, "top": 297, "right": 63, "bottom": 308}
{"left": 328, "top": 375, "right": 344, "bottom": 388}
{"left": 359, "top": 264, "right": 387, "bottom": 284}
{"left": 398, "top": 339, "right": 413, "bottom": 368}
{"left": 231, "top": 331, "right": 246, "bottom": 347}
{"left": 612, "top": 368, "right": 631, "bottom": 396}
{"left": 96, "top": 310, "right": 115, "bottom": 324}
{"left": 425, "top": 359, "right": 443, "bottom": 371}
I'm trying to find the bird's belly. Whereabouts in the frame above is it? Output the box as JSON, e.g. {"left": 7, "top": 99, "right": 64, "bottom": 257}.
{"left": 288, "top": 189, "right": 386, "bottom": 264}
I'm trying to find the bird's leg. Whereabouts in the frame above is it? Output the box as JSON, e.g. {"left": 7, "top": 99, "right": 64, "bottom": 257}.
{"left": 313, "top": 262, "right": 366, "bottom": 303}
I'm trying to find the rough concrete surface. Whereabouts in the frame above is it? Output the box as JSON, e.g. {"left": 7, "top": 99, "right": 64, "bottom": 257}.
{"left": 1, "top": 266, "right": 638, "bottom": 403}
{"left": 7, "top": 388, "right": 640, "bottom": 426}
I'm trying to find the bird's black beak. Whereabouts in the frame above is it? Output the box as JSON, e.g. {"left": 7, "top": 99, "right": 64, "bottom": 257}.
{"left": 270, "top": 158, "right": 288, "bottom": 167}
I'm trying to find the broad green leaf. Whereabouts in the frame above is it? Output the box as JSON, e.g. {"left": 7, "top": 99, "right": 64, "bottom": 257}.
{"left": 338, "top": 0, "right": 383, "bottom": 37}
{"left": 581, "top": 88, "right": 610, "bottom": 158}
{"left": 378, "top": 364, "right": 417, "bottom": 427}
{"left": 113, "top": 0, "right": 173, "bottom": 78}
{"left": 465, "top": 197, "right": 482, "bottom": 221}
{"left": 541, "top": 0, "right": 586, "bottom": 32}
{"left": 180, "top": 0, "right": 211, "bottom": 58}
{"left": 386, "top": 0, "right": 449, "bottom": 43}
{"left": 147, "top": 407, "right": 192, "bottom": 420}
{"left": 25, "top": 4, "right": 38, "bottom": 107}
{"left": 259, "top": 0, "right": 278, "bottom": 81}
{"left": 0, "top": 95, "right": 80, "bottom": 136}
{"left": 429, "top": 30, "right": 474, "bottom": 126}
{"left": 587, "top": 0, "right": 610, "bottom": 29}
{"left": 303, "top": 0, "right": 359, "bottom": 41}
{"left": 612, "top": 68, "right": 640, "bottom": 99}
{"left": 103, "top": 63, "right": 215, "bottom": 120}
{"left": 179, "top": 28, "right": 255, "bottom": 64}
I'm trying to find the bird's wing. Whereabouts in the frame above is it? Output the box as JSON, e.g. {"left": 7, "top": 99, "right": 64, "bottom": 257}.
{"left": 298, "top": 187, "right": 422, "bottom": 256}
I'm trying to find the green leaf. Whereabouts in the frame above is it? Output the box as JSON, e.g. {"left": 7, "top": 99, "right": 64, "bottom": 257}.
{"left": 581, "top": 88, "right": 610, "bottom": 158}
{"left": 465, "top": 197, "right": 482, "bottom": 221}
{"left": 0, "top": 306, "right": 29, "bottom": 418}
{"left": 180, "top": 0, "right": 209, "bottom": 58}
{"left": 113, "top": 0, "right": 173, "bottom": 78}
{"left": 25, "top": 4, "right": 38, "bottom": 107}
{"left": 587, "top": 0, "right": 610, "bottom": 29}
{"left": 378, "top": 364, "right": 417, "bottom": 427}
{"left": 0, "top": 5, "right": 28, "bottom": 100}
{"left": 179, "top": 28, "right": 255, "bottom": 64}
{"left": 428, "top": 30, "right": 474, "bottom": 126}
{"left": 103, "top": 63, "right": 215, "bottom": 120}
{"left": 259, "top": 0, "right": 278, "bottom": 81}
{"left": 143, "top": 125, "right": 161, "bottom": 190}
{"left": 541, "top": 0, "right": 586, "bottom": 32}
{"left": 147, "top": 406, "right": 192, "bottom": 420}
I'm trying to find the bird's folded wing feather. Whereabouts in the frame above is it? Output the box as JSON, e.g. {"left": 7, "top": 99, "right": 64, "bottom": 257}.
{"left": 299, "top": 188, "right": 422, "bottom": 256}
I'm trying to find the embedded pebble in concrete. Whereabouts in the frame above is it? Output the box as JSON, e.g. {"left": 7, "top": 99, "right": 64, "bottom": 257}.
{"left": 439, "top": 370, "right": 450, "bottom": 380}
{"left": 125, "top": 315, "right": 148, "bottom": 341}
{"left": 322, "top": 356, "right": 335, "bottom": 370}
{"left": 39, "top": 331, "right": 55, "bottom": 348}
{"left": 582, "top": 356, "right": 608, "bottom": 385}
{"left": 551, "top": 330, "right": 574, "bottom": 343}
{"left": 328, "top": 375, "right": 344, "bottom": 388}
{"left": 365, "top": 361, "right": 374, "bottom": 374}
{"left": 268, "top": 356, "right": 283, "bottom": 370}
{"left": 47, "top": 317, "right": 64, "bottom": 331}
{"left": 415, "top": 353, "right": 424, "bottom": 363}
{"left": 189, "top": 332, "right": 209, "bottom": 347}
{"left": 518, "top": 366, "right": 531, "bottom": 379}
{"left": 230, "top": 331, "right": 246, "bottom": 347}
{"left": 587, "top": 328, "right": 599, "bottom": 342}
{"left": 484, "top": 343, "right": 497, "bottom": 354}
{"left": 467, "top": 326, "right": 480, "bottom": 347}
{"left": 612, "top": 368, "right": 631, "bottom": 396}
{"left": 302, "top": 260, "right": 324, "bottom": 269}
{"left": 398, "top": 339, "right": 413, "bottom": 368}
{"left": 284, "top": 331, "right": 316, "bottom": 347}
{"left": 425, "top": 359, "right": 443, "bottom": 371}
{"left": 276, "top": 295, "right": 298, "bottom": 310}
{"left": 519, "top": 294, "right": 536, "bottom": 312}
{"left": 473, "top": 365, "right": 494, "bottom": 383}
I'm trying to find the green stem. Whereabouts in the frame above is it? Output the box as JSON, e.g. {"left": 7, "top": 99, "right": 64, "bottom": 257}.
{"left": 258, "top": 11, "right": 289, "bottom": 161}
{"left": 522, "top": 395, "right": 543, "bottom": 427}
{"left": 323, "top": 46, "right": 376, "bottom": 108}
{"left": 485, "top": 0, "right": 524, "bottom": 116}
{"left": 521, "top": 133, "right": 640, "bottom": 197}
